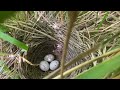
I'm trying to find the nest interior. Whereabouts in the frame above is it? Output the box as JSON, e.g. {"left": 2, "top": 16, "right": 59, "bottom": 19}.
{"left": 21, "top": 38, "right": 58, "bottom": 79}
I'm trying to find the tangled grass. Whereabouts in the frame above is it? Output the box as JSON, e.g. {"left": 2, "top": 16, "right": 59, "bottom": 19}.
{"left": 1, "top": 11, "right": 120, "bottom": 79}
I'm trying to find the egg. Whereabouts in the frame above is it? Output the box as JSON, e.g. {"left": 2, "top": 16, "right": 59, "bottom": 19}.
{"left": 50, "top": 60, "right": 59, "bottom": 70}
{"left": 44, "top": 54, "right": 54, "bottom": 62}
{"left": 39, "top": 61, "right": 49, "bottom": 71}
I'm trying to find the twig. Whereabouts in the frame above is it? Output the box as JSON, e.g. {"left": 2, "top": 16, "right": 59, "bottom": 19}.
{"left": 60, "top": 11, "right": 78, "bottom": 79}
{"left": 0, "top": 52, "right": 39, "bottom": 67}
{"left": 20, "top": 56, "right": 39, "bottom": 66}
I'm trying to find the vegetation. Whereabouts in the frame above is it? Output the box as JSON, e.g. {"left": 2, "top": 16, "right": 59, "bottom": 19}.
{"left": 0, "top": 11, "right": 120, "bottom": 79}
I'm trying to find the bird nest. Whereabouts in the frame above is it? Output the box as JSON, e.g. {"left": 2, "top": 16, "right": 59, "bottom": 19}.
{"left": 2, "top": 11, "right": 120, "bottom": 79}
{"left": 20, "top": 24, "right": 90, "bottom": 79}
{"left": 7, "top": 12, "right": 91, "bottom": 79}
{"left": 21, "top": 38, "right": 59, "bottom": 79}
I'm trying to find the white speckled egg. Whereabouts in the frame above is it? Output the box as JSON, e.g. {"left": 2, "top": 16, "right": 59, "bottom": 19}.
{"left": 50, "top": 60, "right": 59, "bottom": 70}
{"left": 39, "top": 61, "right": 49, "bottom": 71}
{"left": 44, "top": 54, "right": 54, "bottom": 62}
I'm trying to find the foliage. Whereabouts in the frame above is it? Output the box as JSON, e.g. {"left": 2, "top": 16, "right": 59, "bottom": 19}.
{"left": 1, "top": 11, "right": 120, "bottom": 79}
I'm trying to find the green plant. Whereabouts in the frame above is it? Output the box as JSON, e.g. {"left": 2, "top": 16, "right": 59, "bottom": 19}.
{"left": 75, "top": 52, "right": 120, "bottom": 79}
{"left": 1, "top": 11, "right": 120, "bottom": 79}
{"left": 0, "top": 11, "right": 29, "bottom": 79}
{"left": 0, "top": 11, "right": 28, "bottom": 51}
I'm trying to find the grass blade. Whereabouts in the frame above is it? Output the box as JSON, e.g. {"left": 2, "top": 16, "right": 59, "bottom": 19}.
{"left": 53, "top": 47, "right": 120, "bottom": 79}
{"left": 75, "top": 52, "right": 120, "bottom": 79}
{"left": 0, "top": 29, "right": 28, "bottom": 51}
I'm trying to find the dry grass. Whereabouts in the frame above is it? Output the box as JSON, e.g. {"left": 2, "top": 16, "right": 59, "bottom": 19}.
{"left": 1, "top": 11, "right": 120, "bottom": 79}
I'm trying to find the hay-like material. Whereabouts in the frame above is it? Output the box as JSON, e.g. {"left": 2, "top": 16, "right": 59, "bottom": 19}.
{"left": 3, "top": 11, "right": 95, "bottom": 79}
{"left": 2, "top": 11, "right": 120, "bottom": 79}
{"left": 20, "top": 24, "right": 90, "bottom": 79}
{"left": 19, "top": 14, "right": 91, "bottom": 79}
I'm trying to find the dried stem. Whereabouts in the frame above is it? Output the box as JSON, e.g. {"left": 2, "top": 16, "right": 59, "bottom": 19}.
{"left": 60, "top": 11, "right": 78, "bottom": 78}
{"left": 53, "top": 47, "right": 120, "bottom": 79}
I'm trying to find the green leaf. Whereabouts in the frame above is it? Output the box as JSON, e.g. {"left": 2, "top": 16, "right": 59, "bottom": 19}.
{"left": 0, "top": 11, "right": 17, "bottom": 23}
{"left": 75, "top": 53, "right": 120, "bottom": 79}
{"left": 0, "top": 29, "right": 28, "bottom": 51}
{"left": 0, "top": 12, "right": 28, "bottom": 50}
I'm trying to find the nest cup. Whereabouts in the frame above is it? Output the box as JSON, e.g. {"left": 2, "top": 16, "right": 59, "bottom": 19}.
{"left": 21, "top": 38, "right": 57, "bottom": 79}
{"left": 20, "top": 17, "right": 90, "bottom": 79}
